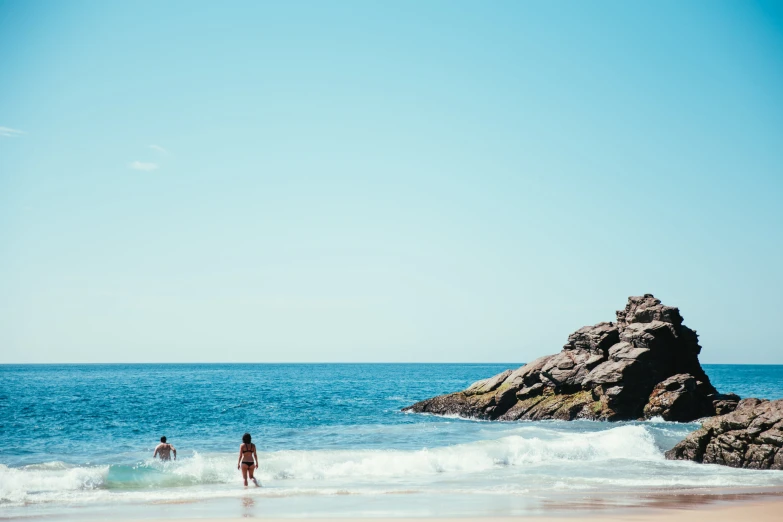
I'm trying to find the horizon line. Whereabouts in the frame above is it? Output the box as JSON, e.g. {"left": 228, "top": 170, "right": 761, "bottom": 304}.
{"left": 1, "top": 361, "right": 781, "bottom": 366}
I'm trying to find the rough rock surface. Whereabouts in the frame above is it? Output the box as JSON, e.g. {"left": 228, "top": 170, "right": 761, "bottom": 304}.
{"left": 666, "top": 399, "right": 783, "bottom": 469}
{"left": 403, "top": 294, "right": 740, "bottom": 422}
{"left": 643, "top": 374, "right": 726, "bottom": 421}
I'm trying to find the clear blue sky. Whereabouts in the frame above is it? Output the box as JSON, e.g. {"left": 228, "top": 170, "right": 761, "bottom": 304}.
{"left": 1, "top": 1, "right": 781, "bottom": 364}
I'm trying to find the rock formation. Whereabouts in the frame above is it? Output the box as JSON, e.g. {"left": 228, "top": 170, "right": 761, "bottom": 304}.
{"left": 666, "top": 399, "right": 783, "bottom": 469}
{"left": 404, "top": 294, "right": 739, "bottom": 422}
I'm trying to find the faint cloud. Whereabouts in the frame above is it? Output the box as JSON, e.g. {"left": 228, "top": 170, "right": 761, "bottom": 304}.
{"left": 149, "top": 144, "right": 169, "bottom": 154}
{"left": 0, "top": 126, "right": 25, "bottom": 138}
{"left": 129, "top": 161, "right": 159, "bottom": 171}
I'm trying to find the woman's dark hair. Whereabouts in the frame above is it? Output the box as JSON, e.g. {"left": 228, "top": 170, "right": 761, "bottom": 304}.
{"left": 161, "top": 436, "right": 167, "bottom": 443}
{"left": 242, "top": 433, "right": 251, "bottom": 444}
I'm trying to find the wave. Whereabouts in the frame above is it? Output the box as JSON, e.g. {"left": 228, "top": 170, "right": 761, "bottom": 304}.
{"left": 0, "top": 462, "right": 107, "bottom": 505}
{"left": 261, "top": 424, "right": 663, "bottom": 481}
{"left": 0, "top": 425, "right": 654, "bottom": 504}
{"left": 3, "top": 424, "right": 782, "bottom": 508}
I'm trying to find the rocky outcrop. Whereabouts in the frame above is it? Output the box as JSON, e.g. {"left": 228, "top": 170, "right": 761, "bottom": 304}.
{"left": 643, "top": 374, "right": 731, "bottom": 421}
{"left": 666, "top": 399, "right": 783, "bottom": 469}
{"left": 404, "top": 294, "right": 739, "bottom": 422}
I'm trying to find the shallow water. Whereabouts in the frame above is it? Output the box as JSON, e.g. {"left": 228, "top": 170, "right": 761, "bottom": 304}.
{"left": 1, "top": 363, "right": 782, "bottom": 518}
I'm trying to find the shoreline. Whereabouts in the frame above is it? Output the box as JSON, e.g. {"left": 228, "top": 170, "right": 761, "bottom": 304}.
{"left": 142, "top": 499, "right": 783, "bottom": 521}
{"left": 29, "top": 500, "right": 783, "bottom": 522}
{"left": 4, "top": 363, "right": 783, "bottom": 521}
{"left": 7, "top": 486, "right": 783, "bottom": 521}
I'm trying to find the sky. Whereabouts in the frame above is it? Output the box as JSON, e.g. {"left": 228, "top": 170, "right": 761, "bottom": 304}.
{"left": 1, "top": 1, "right": 782, "bottom": 364}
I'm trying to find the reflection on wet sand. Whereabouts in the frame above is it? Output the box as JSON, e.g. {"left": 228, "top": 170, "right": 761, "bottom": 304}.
{"left": 538, "top": 486, "right": 783, "bottom": 515}
{"left": 241, "top": 496, "right": 255, "bottom": 518}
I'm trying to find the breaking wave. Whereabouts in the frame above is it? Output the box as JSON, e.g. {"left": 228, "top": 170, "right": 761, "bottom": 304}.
{"left": 3, "top": 424, "right": 782, "bottom": 508}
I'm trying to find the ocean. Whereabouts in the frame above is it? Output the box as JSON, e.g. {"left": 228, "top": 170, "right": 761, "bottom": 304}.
{"left": 2, "top": 363, "right": 783, "bottom": 519}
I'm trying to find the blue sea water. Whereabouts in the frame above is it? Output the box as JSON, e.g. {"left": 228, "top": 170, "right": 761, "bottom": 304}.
{"left": 1, "top": 363, "right": 782, "bottom": 519}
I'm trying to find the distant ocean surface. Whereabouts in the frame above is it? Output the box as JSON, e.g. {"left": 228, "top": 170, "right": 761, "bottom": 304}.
{"left": 2, "top": 363, "right": 783, "bottom": 519}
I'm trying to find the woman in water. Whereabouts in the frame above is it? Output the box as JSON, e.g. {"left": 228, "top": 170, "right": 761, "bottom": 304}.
{"left": 237, "top": 433, "right": 259, "bottom": 486}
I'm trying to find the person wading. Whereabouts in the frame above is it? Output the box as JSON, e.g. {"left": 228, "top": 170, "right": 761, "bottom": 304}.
{"left": 153, "top": 436, "right": 177, "bottom": 461}
{"left": 237, "top": 432, "right": 259, "bottom": 486}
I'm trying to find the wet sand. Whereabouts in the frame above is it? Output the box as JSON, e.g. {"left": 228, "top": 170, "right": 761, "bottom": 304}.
{"left": 127, "top": 502, "right": 782, "bottom": 521}
{"left": 77, "top": 492, "right": 783, "bottom": 522}
{"left": 14, "top": 486, "right": 783, "bottom": 521}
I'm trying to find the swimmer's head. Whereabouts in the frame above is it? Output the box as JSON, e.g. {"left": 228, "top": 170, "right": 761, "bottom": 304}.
{"left": 160, "top": 436, "right": 167, "bottom": 443}
{"left": 242, "top": 433, "right": 251, "bottom": 444}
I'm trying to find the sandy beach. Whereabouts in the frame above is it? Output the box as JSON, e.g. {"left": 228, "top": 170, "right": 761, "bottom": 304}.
{"left": 84, "top": 498, "right": 783, "bottom": 522}
{"left": 29, "top": 487, "right": 776, "bottom": 522}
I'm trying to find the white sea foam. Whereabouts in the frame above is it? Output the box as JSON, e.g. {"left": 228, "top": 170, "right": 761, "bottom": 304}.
{"left": 0, "top": 463, "right": 108, "bottom": 505}
{"left": 2, "top": 424, "right": 783, "bottom": 510}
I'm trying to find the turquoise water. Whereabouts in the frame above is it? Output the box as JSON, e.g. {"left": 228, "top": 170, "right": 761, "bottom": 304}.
{"left": 1, "top": 363, "right": 782, "bottom": 518}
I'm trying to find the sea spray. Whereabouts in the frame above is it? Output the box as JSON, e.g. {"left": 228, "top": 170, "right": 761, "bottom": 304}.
{"left": 0, "top": 463, "right": 107, "bottom": 505}
{"left": 4, "top": 423, "right": 783, "bottom": 509}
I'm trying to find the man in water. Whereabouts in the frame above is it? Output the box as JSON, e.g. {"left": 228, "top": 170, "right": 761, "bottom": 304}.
{"left": 153, "top": 436, "right": 177, "bottom": 461}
